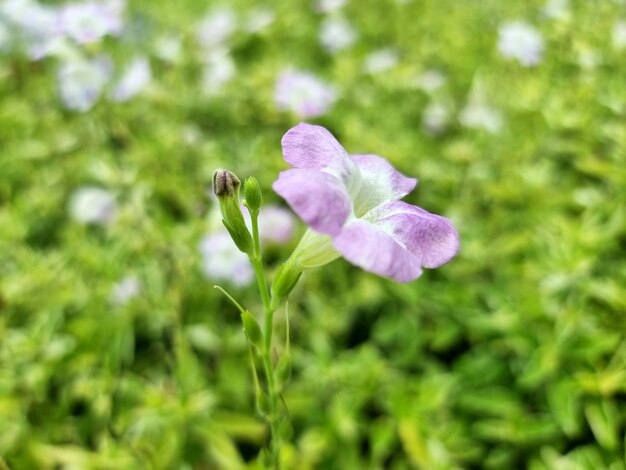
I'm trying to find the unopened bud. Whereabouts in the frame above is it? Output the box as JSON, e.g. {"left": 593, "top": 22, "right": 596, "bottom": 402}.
{"left": 243, "top": 177, "right": 262, "bottom": 214}
{"left": 241, "top": 310, "right": 263, "bottom": 349}
{"left": 271, "top": 260, "right": 302, "bottom": 300}
{"left": 213, "top": 169, "right": 240, "bottom": 198}
{"left": 211, "top": 169, "right": 253, "bottom": 255}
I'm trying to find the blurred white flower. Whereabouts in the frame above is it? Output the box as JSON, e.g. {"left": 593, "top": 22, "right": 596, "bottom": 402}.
{"left": 58, "top": 56, "right": 112, "bottom": 111}
{"left": 316, "top": 0, "right": 346, "bottom": 13}
{"left": 363, "top": 48, "right": 399, "bottom": 74}
{"left": 498, "top": 21, "right": 544, "bottom": 67}
{"left": 416, "top": 69, "right": 446, "bottom": 93}
{"left": 275, "top": 69, "right": 337, "bottom": 118}
{"left": 59, "top": 1, "right": 124, "bottom": 44}
{"left": 154, "top": 34, "right": 182, "bottom": 63}
{"left": 111, "top": 57, "right": 151, "bottom": 102}
{"left": 110, "top": 276, "right": 141, "bottom": 305}
{"left": 244, "top": 7, "right": 275, "bottom": 33}
{"left": 201, "top": 49, "right": 236, "bottom": 95}
{"left": 422, "top": 102, "right": 451, "bottom": 135}
{"left": 196, "top": 7, "right": 236, "bottom": 48}
{"left": 319, "top": 17, "right": 357, "bottom": 53}
{"left": 613, "top": 21, "right": 626, "bottom": 49}
{"left": 199, "top": 231, "right": 253, "bottom": 286}
{"left": 459, "top": 102, "right": 502, "bottom": 134}
{"left": 1, "top": 0, "right": 63, "bottom": 59}
{"left": 69, "top": 186, "right": 117, "bottom": 225}
{"left": 460, "top": 79, "right": 503, "bottom": 133}
{"left": 542, "top": 0, "right": 569, "bottom": 19}
{"left": 0, "top": 21, "right": 9, "bottom": 51}
{"left": 182, "top": 125, "right": 203, "bottom": 146}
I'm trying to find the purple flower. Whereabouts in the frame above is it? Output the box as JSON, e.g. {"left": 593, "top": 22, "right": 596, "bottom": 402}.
{"left": 274, "top": 70, "right": 337, "bottom": 118}
{"left": 273, "top": 123, "right": 459, "bottom": 283}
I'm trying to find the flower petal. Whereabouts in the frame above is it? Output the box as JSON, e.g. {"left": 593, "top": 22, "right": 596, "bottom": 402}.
{"left": 281, "top": 123, "right": 358, "bottom": 189}
{"left": 332, "top": 219, "right": 424, "bottom": 282}
{"left": 364, "top": 201, "right": 459, "bottom": 268}
{"left": 272, "top": 168, "right": 352, "bottom": 235}
{"left": 350, "top": 154, "right": 417, "bottom": 216}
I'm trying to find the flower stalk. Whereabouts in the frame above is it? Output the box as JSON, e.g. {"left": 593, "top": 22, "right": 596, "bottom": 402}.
{"left": 249, "top": 204, "right": 281, "bottom": 469}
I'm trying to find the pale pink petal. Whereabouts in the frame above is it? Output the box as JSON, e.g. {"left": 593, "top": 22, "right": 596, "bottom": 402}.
{"left": 364, "top": 201, "right": 459, "bottom": 268}
{"left": 332, "top": 219, "right": 424, "bottom": 282}
{"left": 281, "top": 123, "right": 357, "bottom": 187}
{"left": 272, "top": 169, "right": 352, "bottom": 235}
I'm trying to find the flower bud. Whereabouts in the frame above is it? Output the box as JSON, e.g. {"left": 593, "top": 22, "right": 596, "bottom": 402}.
{"left": 271, "top": 260, "right": 303, "bottom": 301}
{"left": 241, "top": 310, "right": 263, "bottom": 349}
{"left": 213, "top": 169, "right": 240, "bottom": 198}
{"left": 212, "top": 169, "right": 253, "bottom": 255}
{"left": 243, "top": 176, "right": 262, "bottom": 214}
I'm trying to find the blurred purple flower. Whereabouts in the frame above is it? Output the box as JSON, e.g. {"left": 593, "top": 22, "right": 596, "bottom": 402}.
{"left": 275, "top": 70, "right": 337, "bottom": 118}
{"left": 498, "top": 21, "right": 544, "bottom": 67}
{"left": 273, "top": 123, "right": 459, "bottom": 282}
{"left": 1, "top": 0, "right": 64, "bottom": 59}
{"left": 241, "top": 204, "right": 296, "bottom": 244}
{"left": 111, "top": 57, "right": 151, "bottom": 102}
{"left": 58, "top": 56, "right": 112, "bottom": 111}
{"left": 59, "top": 1, "right": 124, "bottom": 44}
{"left": 199, "top": 231, "right": 253, "bottom": 286}
{"left": 258, "top": 205, "right": 296, "bottom": 244}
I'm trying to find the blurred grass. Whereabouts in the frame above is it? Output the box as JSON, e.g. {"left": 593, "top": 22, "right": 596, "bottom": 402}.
{"left": 1, "top": 0, "right": 626, "bottom": 469}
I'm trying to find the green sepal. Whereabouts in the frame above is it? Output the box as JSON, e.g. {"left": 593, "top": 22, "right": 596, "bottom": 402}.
{"left": 256, "top": 390, "right": 271, "bottom": 418}
{"left": 241, "top": 310, "right": 263, "bottom": 349}
{"left": 271, "top": 261, "right": 303, "bottom": 300}
{"left": 213, "top": 169, "right": 254, "bottom": 255}
{"left": 278, "top": 416, "right": 293, "bottom": 441}
{"left": 276, "top": 353, "right": 291, "bottom": 389}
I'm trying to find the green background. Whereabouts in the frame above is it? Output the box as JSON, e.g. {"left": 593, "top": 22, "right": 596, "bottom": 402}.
{"left": 1, "top": 0, "right": 626, "bottom": 468}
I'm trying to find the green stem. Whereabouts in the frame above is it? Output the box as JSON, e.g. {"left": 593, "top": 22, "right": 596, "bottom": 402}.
{"left": 250, "top": 210, "right": 281, "bottom": 469}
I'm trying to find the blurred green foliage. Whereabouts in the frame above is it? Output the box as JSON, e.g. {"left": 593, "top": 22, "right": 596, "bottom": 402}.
{"left": 1, "top": 0, "right": 626, "bottom": 469}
